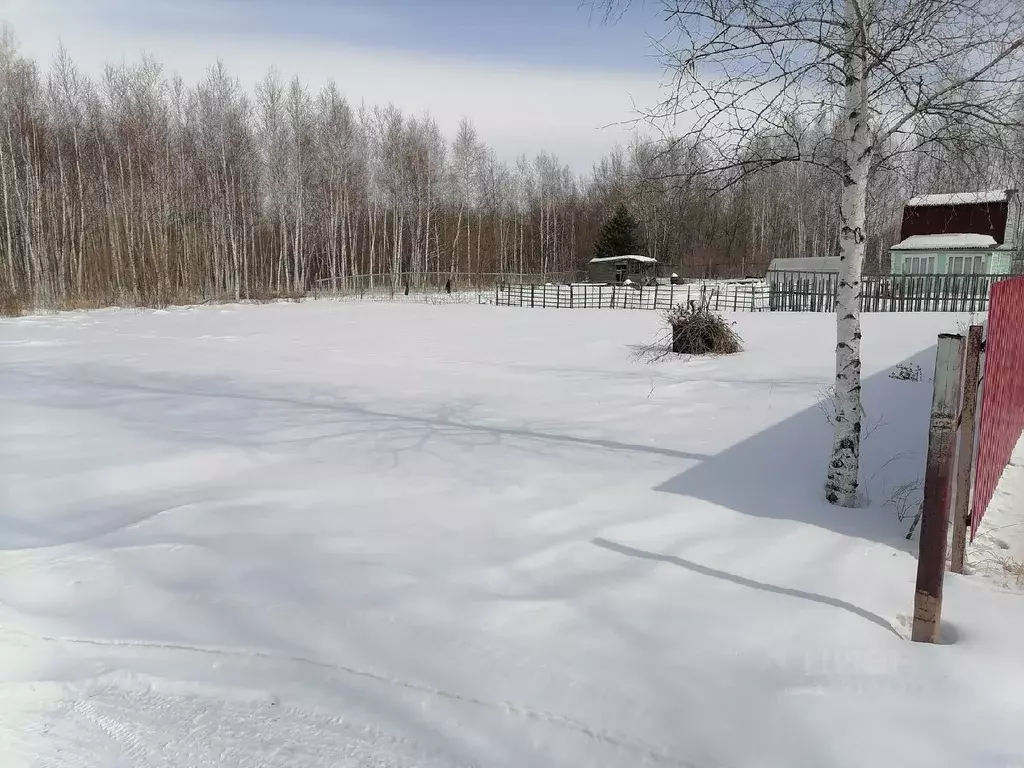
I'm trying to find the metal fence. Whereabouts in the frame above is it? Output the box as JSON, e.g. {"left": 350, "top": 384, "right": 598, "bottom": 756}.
{"left": 971, "top": 277, "right": 1024, "bottom": 538}
{"left": 313, "top": 285, "right": 488, "bottom": 305}
{"left": 768, "top": 270, "right": 1007, "bottom": 313}
{"left": 310, "top": 269, "right": 1008, "bottom": 315}
{"left": 312, "top": 271, "right": 577, "bottom": 297}
{"left": 494, "top": 280, "right": 770, "bottom": 312}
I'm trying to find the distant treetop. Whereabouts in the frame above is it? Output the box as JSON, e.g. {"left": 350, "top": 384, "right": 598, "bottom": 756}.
{"left": 593, "top": 204, "right": 645, "bottom": 260}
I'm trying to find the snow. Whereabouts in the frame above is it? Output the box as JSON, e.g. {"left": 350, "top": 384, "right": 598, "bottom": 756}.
{"left": 589, "top": 254, "right": 657, "bottom": 263}
{"left": 892, "top": 233, "right": 998, "bottom": 250}
{"left": 907, "top": 190, "right": 1010, "bottom": 207}
{"left": 2, "top": 302, "right": 1024, "bottom": 767}
{"left": 968, "top": 432, "right": 1024, "bottom": 589}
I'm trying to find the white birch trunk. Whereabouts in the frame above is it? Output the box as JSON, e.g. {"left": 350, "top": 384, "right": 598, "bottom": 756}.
{"left": 825, "top": 5, "right": 872, "bottom": 507}
{"left": 1, "top": 128, "right": 16, "bottom": 295}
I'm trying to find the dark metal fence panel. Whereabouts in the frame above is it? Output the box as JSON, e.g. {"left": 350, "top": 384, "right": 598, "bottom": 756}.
{"left": 493, "top": 280, "right": 771, "bottom": 311}
{"left": 766, "top": 270, "right": 1005, "bottom": 313}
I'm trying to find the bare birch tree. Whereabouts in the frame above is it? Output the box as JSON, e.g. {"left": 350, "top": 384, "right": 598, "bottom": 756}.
{"left": 596, "top": 0, "right": 1024, "bottom": 507}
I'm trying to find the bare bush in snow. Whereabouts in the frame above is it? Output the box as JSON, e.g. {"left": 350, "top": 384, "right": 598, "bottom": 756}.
{"left": 667, "top": 301, "right": 742, "bottom": 356}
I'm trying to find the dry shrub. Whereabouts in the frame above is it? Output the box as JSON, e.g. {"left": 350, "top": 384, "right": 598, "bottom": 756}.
{"left": 56, "top": 295, "right": 112, "bottom": 312}
{"left": 889, "top": 362, "right": 922, "bottom": 382}
{"left": 966, "top": 548, "right": 1024, "bottom": 588}
{"left": 1001, "top": 557, "right": 1024, "bottom": 587}
{"left": 242, "top": 287, "right": 306, "bottom": 304}
{"left": 0, "top": 290, "right": 26, "bottom": 317}
{"left": 667, "top": 301, "right": 743, "bottom": 355}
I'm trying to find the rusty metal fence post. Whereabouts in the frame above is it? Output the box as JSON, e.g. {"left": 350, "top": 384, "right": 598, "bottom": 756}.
{"left": 912, "top": 333, "right": 966, "bottom": 643}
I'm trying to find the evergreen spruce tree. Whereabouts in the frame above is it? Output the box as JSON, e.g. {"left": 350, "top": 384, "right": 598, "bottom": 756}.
{"left": 593, "top": 204, "right": 644, "bottom": 259}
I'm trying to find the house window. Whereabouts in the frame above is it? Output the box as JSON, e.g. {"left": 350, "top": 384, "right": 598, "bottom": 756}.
{"left": 614, "top": 262, "right": 627, "bottom": 283}
{"left": 903, "top": 256, "right": 936, "bottom": 274}
{"left": 947, "top": 255, "right": 986, "bottom": 274}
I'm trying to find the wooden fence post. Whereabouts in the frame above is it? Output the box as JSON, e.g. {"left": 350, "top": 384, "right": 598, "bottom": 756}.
{"left": 950, "top": 325, "right": 984, "bottom": 574}
{"left": 913, "top": 333, "right": 966, "bottom": 643}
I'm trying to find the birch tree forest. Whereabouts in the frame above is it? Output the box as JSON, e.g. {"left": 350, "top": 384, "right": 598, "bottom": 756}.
{"left": 1, "top": 28, "right": 1022, "bottom": 310}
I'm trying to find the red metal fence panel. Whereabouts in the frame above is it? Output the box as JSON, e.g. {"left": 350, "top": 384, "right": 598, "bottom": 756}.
{"left": 970, "top": 276, "right": 1024, "bottom": 540}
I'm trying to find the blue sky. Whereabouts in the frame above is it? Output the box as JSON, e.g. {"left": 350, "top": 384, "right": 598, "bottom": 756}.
{"left": 2, "top": 0, "right": 668, "bottom": 171}
{"left": 91, "top": 0, "right": 666, "bottom": 72}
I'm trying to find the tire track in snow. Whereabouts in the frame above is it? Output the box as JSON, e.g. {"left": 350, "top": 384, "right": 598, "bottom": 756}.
{"left": 30, "top": 675, "right": 461, "bottom": 768}
{"left": 73, "top": 697, "right": 151, "bottom": 765}
{"left": 3, "top": 626, "right": 718, "bottom": 768}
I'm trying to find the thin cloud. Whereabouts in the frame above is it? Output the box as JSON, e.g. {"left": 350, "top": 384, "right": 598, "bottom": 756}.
{"left": 5, "top": 0, "right": 662, "bottom": 173}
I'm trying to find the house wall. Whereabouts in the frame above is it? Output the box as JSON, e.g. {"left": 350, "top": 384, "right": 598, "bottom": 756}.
{"left": 991, "top": 251, "right": 1013, "bottom": 274}
{"left": 588, "top": 262, "right": 617, "bottom": 283}
{"left": 888, "top": 249, "right": 1010, "bottom": 275}
{"left": 587, "top": 260, "right": 656, "bottom": 283}
{"left": 1005, "top": 195, "right": 1023, "bottom": 271}
{"left": 1005, "top": 194, "right": 1022, "bottom": 249}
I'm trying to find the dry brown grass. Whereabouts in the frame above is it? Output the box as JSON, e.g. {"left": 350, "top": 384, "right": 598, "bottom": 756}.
{"left": 1001, "top": 557, "right": 1024, "bottom": 587}
{"left": 239, "top": 287, "right": 307, "bottom": 304}
{"left": 55, "top": 295, "right": 114, "bottom": 312}
{"left": 4, "top": 287, "right": 309, "bottom": 316}
{"left": 0, "top": 291, "right": 26, "bottom": 317}
{"left": 964, "top": 535, "right": 1024, "bottom": 589}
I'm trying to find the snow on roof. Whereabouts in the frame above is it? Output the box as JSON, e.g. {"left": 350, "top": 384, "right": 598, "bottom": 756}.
{"left": 891, "top": 233, "right": 997, "bottom": 250}
{"left": 906, "top": 190, "right": 1010, "bottom": 208}
{"left": 588, "top": 255, "right": 657, "bottom": 264}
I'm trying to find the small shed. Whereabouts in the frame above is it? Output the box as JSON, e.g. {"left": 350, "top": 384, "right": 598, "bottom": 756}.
{"left": 889, "top": 190, "right": 1021, "bottom": 275}
{"left": 588, "top": 255, "right": 657, "bottom": 284}
{"left": 768, "top": 256, "right": 842, "bottom": 273}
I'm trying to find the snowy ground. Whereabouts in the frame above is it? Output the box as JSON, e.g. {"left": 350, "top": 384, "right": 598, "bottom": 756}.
{"left": 970, "top": 436, "right": 1024, "bottom": 589}
{"left": 1, "top": 302, "right": 1023, "bottom": 767}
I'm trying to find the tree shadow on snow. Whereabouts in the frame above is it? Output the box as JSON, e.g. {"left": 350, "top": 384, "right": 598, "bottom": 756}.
{"left": 653, "top": 345, "right": 938, "bottom": 550}
{"left": 592, "top": 537, "right": 903, "bottom": 638}
{"left": 0, "top": 365, "right": 710, "bottom": 473}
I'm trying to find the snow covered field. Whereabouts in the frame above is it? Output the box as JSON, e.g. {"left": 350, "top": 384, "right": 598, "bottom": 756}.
{"left": 1, "top": 302, "right": 1023, "bottom": 767}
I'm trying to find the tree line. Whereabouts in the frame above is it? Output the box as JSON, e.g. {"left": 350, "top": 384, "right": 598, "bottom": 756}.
{"left": 0, "top": 28, "right": 1021, "bottom": 310}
